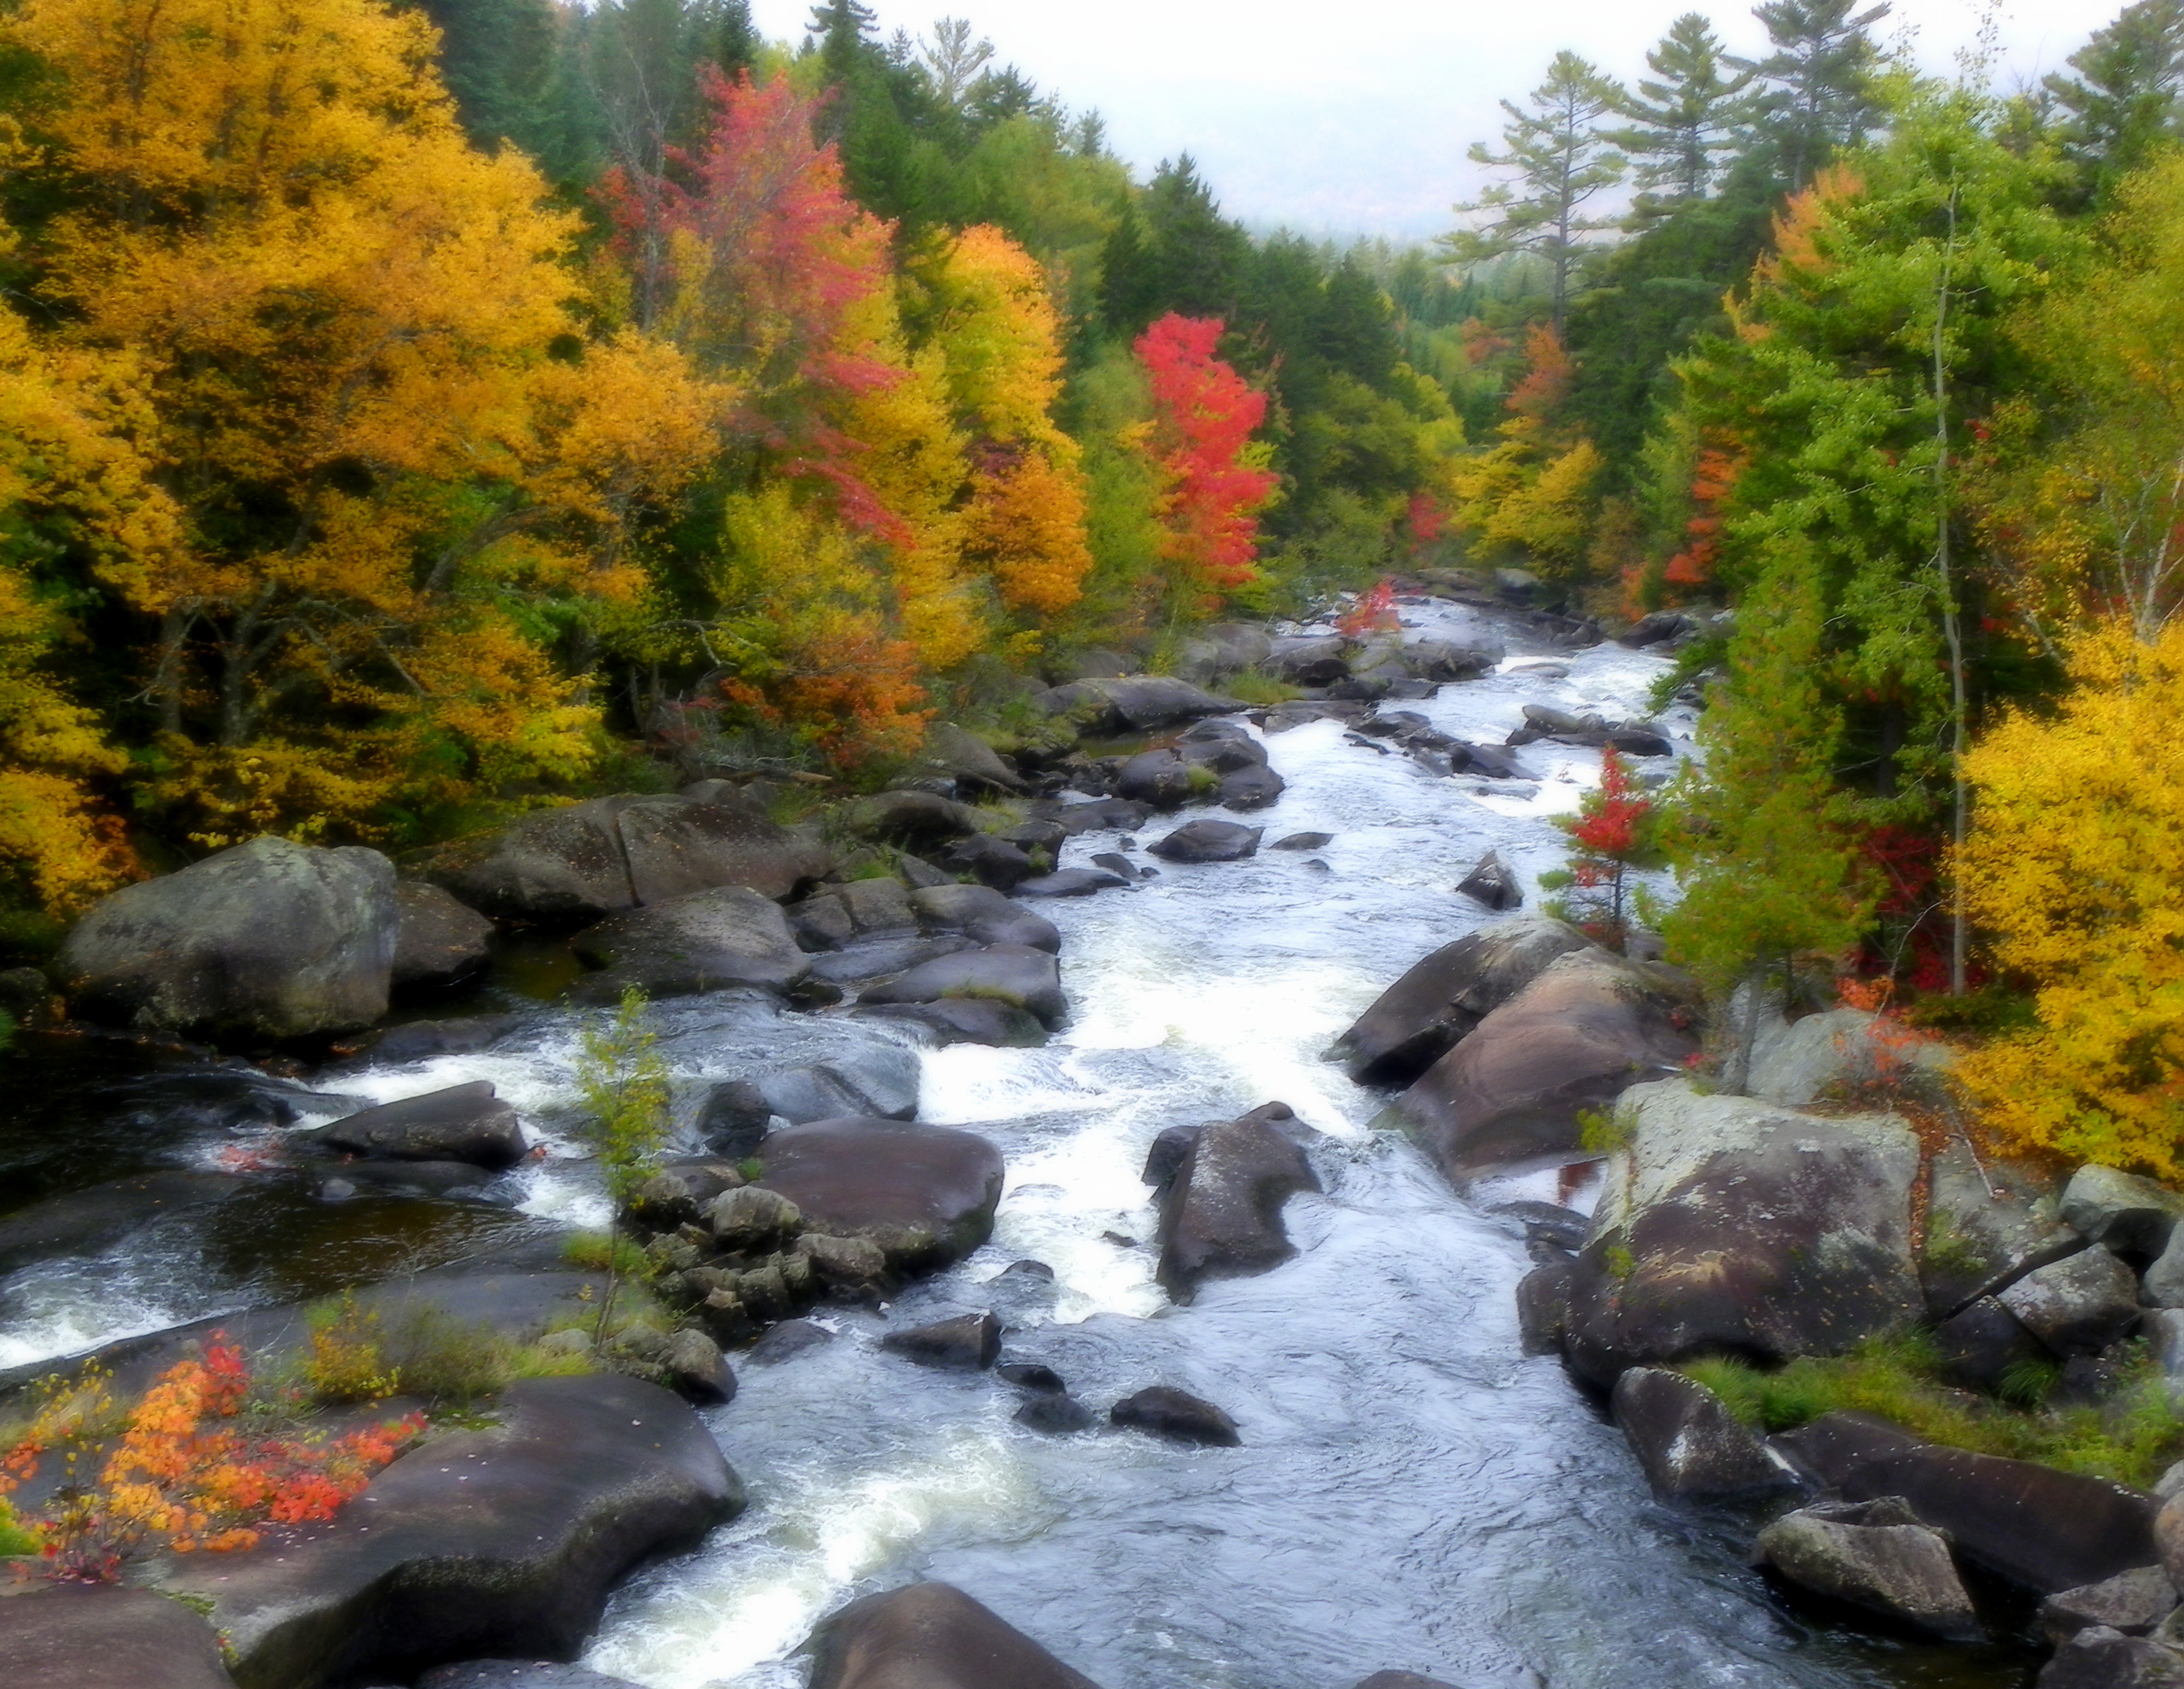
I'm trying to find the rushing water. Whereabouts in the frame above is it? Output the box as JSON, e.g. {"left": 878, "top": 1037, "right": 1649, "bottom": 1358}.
{"left": 2, "top": 597, "right": 2036, "bottom": 1688}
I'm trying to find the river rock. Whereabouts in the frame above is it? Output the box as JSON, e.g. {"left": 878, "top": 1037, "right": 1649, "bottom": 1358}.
{"left": 615, "top": 796, "right": 828, "bottom": 906}
{"left": 1333, "top": 916, "right": 1592, "bottom": 1086}
{"left": 879, "top": 1311, "right": 1002, "bottom": 1370}
{"left": 2062, "top": 1166, "right": 2184, "bottom": 1259}
{"left": 748, "top": 1319, "right": 835, "bottom": 1363}
{"left": 696, "top": 1080, "right": 774, "bottom": 1158}
{"left": 1932, "top": 1295, "right": 2051, "bottom": 1394}
{"left": 60, "top": 836, "right": 398, "bottom": 1040}
{"left": 1035, "top": 675, "right": 1244, "bottom": 733}
{"left": 1516, "top": 1257, "right": 1575, "bottom": 1355}
{"left": 1920, "top": 1143, "right": 2084, "bottom": 1316}
{"left": 392, "top": 882, "right": 496, "bottom": 994}
{"left": 918, "top": 722, "right": 1026, "bottom": 794}
{"left": 2042, "top": 1566, "right": 2178, "bottom": 1645}
{"left": 1156, "top": 1104, "right": 1321, "bottom": 1302}
{"left": 1351, "top": 1675, "right": 1464, "bottom": 1689}
{"left": 754, "top": 1118, "right": 1005, "bottom": 1274}
{"left": 1745, "top": 1008, "right": 1954, "bottom": 1108}
{"left": 417, "top": 1663, "right": 644, "bottom": 1689}
{"left": 1404, "top": 637, "right": 1502, "bottom": 680}
{"left": 1148, "top": 819, "right": 1263, "bottom": 863}
{"left": 1456, "top": 851, "right": 1522, "bottom": 911}
{"left": 758, "top": 1047, "right": 920, "bottom": 1124}
{"left": 855, "top": 998, "right": 1049, "bottom": 1047}
{"left": 1110, "top": 1384, "right": 1241, "bottom": 1447}
{"left": 1561, "top": 1081, "right": 1923, "bottom": 1387}
{"left": 848, "top": 791, "right": 984, "bottom": 848}
{"left": 857, "top": 944, "right": 1065, "bottom": 1027}
{"left": 1756, "top": 1497, "right": 1980, "bottom": 1640}
{"left": 306, "top": 1080, "right": 528, "bottom": 1168}
{"left": 1176, "top": 718, "right": 1268, "bottom": 772}
{"left": 807, "top": 1582, "right": 1101, "bottom": 1689}
{"left": 704, "top": 1185, "right": 803, "bottom": 1252}
{"left": 158, "top": 1375, "right": 742, "bottom": 1689}
{"left": 1610, "top": 1368, "right": 1797, "bottom": 1500}
{"left": 1014, "top": 867, "right": 1130, "bottom": 897}
{"left": 940, "top": 834, "right": 1039, "bottom": 891}
{"left": 1016, "top": 1394, "right": 1097, "bottom": 1433}
{"left": 1217, "top": 764, "right": 1286, "bottom": 810}
{"left": 1394, "top": 951, "right": 1701, "bottom": 1179}
{"left": 0, "top": 1170, "right": 239, "bottom": 1273}
{"left": 0, "top": 1583, "right": 238, "bottom": 1689}
{"left": 1051, "top": 798, "right": 1153, "bottom": 836}
{"left": 1273, "top": 831, "right": 1334, "bottom": 851}
{"left": 2037, "top": 1626, "right": 2184, "bottom": 1687}
{"left": 572, "top": 886, "right": 809, "bottom": 999}
{"left": 1175, "top": 623, "right": 1275, "bottom": 684}
{"left": 1999, "top": 1248, "right": 2140, "bottom": 1354}
{"left": 1267, "top": 636, "right": 1351, "bottom": 686}
{"left": 1115, "top": 748, "right": 1196, "bottom": 810}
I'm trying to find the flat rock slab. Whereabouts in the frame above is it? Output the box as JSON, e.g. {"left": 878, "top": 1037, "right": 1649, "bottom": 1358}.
{"left": 908, "top": 885, "right": 1060, "bottom": 953}
{"left": 854, "top": 999, "right": 1049, "bottom": 1048}
{"left": 856, "top": 945, "right": 1066, "bottom": 1029}
{"left": 0, "top": 1583, "right": 238, "bottom": 1689}
{"left": 161, "top": 1375, "right": 743, "bottom": 1689}
{"left": 572, "top": 886, "right": 809, "bottom": 999}
{"left": 417, "top": 1664, "right": 643, "bottom": 1689}
{"left": 755, "top": 1118, "right": 1005, "bottom": 1274}
{"left": 808, "top": 1582, "right": 1102, "bottom": 1689}
{"left": 305, "top": 1080, "right": 528, "bottom": 1168}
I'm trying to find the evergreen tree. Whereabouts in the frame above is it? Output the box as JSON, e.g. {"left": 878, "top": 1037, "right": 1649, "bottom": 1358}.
{"left": 1611, "top": 12, "right": 1759, "bottom": 216}
{"left": 1442, "top": 51, "right": 1628, "bottom": 331}
{"left": 2043, "top": 0, "right": 2184, "bottom": 200}
{"left": 1100, "top": 157, "right": 1249, "bottom": 333}
{"left": 405, "top": 0, "right": 559, "bottom": 154}
{"left": 1735, "top": 0, "right": 1893, "bottom": 191}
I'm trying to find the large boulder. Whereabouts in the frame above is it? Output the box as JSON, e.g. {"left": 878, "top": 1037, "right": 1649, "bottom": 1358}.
{"left": 857, "top": 944, "right": 1066, "bottom": 1029}
{"left": 847, "top": 791, "right": 984, "bottom": 849}
{"left": 1033, "top": 675, "right": 1244, "bottom": 733}
{"left": 806, "top": 1583, "right": 1101, "bottom": 1689}
{"left": 2062, "top": 1166, "right": 2184, "bottom": 1260}
{"left": 2037, "top": 1628, "right": 2184, "bottom": 1688}
{"left": 392, "top": 882, "right": 496, "bottom": 994}
{"left": 908, "top": 884, "right": 1060, "bottom": 953}
{"left": 1109, "top": 1384, "right": 1241, "bottom": 1446}
{"left": 1919, "top": 1143, "right": 2082, "bottom": 1316}
{"left": 159, "top": 1375, "right": 743, "bottom": 1689}
{"left": 1609, "top": 1368, "right": 1797, "bottom": 1500}
{"left": 757, "top": 1046, "right": 921, "bottom": 1124}
{"left": 1999, "top": 1247, "right": 2141, "bottom": 1355}
{"left": 1393, "top": 951, "right": 1701, "bottom": 1180}
{"left": 1174, "top": 623, "right": 1275, "bottom": 684}
{"left": 304, "top": 1080, "right": 528, "bottom": 1169}
{"left": 614, "top": 795, "right": 826, "bottom": 905}
{"left": 60, "top": 837, "right": 397, "bottom": 1040}
{"left": 1155, "top": 1104, "right": 1321, "bottom": 1303}
{"left": 2041, "top": 1567, "right": 2178, "bottom": 1646}
{"left": 0, "top": 1171, "right": 239, "bottom": 1274}
{"left": 1114, "top": 749, "right": 1196, "bottom": 810}
{"left": 917, "top": 722, "right": 1027, "bottom": 794}
{"left": 1745, "top": 1008, "right": 1954, "bottom": 1108}
{"left": 1332, "top": 916, "right": 1592, "bottom": 1086}
{"left": 1756, "top": 1497, "right": 1980, "bottom": 1640}
{"left": 0, "top": 1583, "right": 238, "bottom": 1689}
{"left": 1146, "top": 819, "right": 1262, "bottom": 864}
{"left": 1267, "top": 636, "right": 1350, "bottom": 686}
{"left": 754, "top": 1118, "right": 1005, "bottom": 1274}
{"left": 572, "top": 886, "right": 809, "bottom": 999}
{"left": 855, "top": 999, "right": 1049, "bottom": 1048}
{"left": 1561, "top": 1082, "right": 1923, "bottom": 1387}
{"left": 1216, "top": 764, "right": 1285, "bottom": 810}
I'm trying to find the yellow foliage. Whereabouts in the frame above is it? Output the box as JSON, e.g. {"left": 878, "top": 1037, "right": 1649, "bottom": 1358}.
{"left": 965, "top": 448, "right": 1097, "bottom": 617}
{"left": 1955, "top": 618, "right": 2184, "bottom": 1177}
{"left": 1448, "top": 416, "right": 1602, "bottom": 576}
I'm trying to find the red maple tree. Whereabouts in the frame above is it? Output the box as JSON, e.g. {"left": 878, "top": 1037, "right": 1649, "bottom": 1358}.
{"left": 1551, "top": 747, "right": 1654, "bottom": 947}
{"left": 1132, "top": 314, "right": 1279, "bottom": 606}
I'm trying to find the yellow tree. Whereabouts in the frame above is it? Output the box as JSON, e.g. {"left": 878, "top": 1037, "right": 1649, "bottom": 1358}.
{"left": 1955, "top": 619, "right": 2184, "bottom": 1177}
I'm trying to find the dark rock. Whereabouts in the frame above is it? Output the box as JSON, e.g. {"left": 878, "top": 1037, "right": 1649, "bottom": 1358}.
{"left": 0, "top": 1583, "right": 238, "bottom": 1689}
{"left": 1393, "top": 951, "right": 1701, "bottom": 1177}
{"left": 1014, "top": 868, "right": 1131, "bottom": 898}
{"left": 855, "top": 998, "right": 1049, "bottom": 1047}
{"left": 1272, "top": 832, "right": 1334, "bottom": 851}
{"left": 857, "top": 944, "right": 1065, "bottom": 1027}
{"left": 1920, "top": 1144, "right": 2083, "bottom": 1316}
{"left": 1088, "top": 851, "right": 1141, "bottom": 879}
{"left": 1174, "top": 623, "right": 1275, "bottom": 685}
{"left": 940, "top": 834, "right": 1039, "bottom": 891}
{"left": 2037, "top": 1626, "right": 2184, "bottom": 1687}
{"left": 1618, "top": 611, "right": 1696, "bottom": 648}
{"left": 703, "top": 1184, "right": 802, "bottom": 1253}
{"left": 1562, "top": 1082, "right": 1923, "bottom": 1388}
{"left": 1015, "top": 1394, "right": 1097, "bottom": 1433}
{"left": 1516, "top": 1257, "right": 1574, "bottom": 1355}
{"left": 1034, "top": 675, "right": 1245, "bottom": 734}
{"left": 1267, "top": 636, "right": 1351, "bottom": 686}
{"left": 997, "top": 1259, "right": 1056, "bottom": 1283}
{"left": 0, "top": 964, "right": 58, "bottom": 1025}
{"left": 1216, "top": 764, "right": 1285, "bottom": 810}
{"left": 807, "top": 1582, "right": 1101, "bottom": 1689}
{"left": 1332, "top": 915, "right": 1592, "bottom": 1087}
{"left": 1999, "top": 1247, "right": 2140, "bottom": 1355}
{"left": 1141, "top": 1123, "right": 1202, "bottom": 1193}
{"left": 160, "top": 1375, "right": 742, "bottom": 1689}
{"left": 1456, "top": 851, "right": 1522, "bottom": 911}
{"left": 1456, "top": 741, "right": 1530, "bottom": 779}
{"left": 1110, "top": 1384, "right": 1241, "bottom": 1447}
{"left": 848, "top": 791, "right": 984, "bottom": 848}
{"left": 1757, "top": 1497, "right": 1981, "bottom": 1640}
{"left": 997, "top": 1362, "right": 1067, "bottom": 1393}
{"left": 571, "top": 886, "right": 809, "bottom": 999}
{"left": 755, "top": 1118, "right": 1005, "bottom": 1274}
{"left": 999, "top": 819, "right": 1068, "bottom": 856}
{"left": 1147, "top": 819, "right": 1262, "bottom": 863}
{"left": 0, "top": 1171, "right": 239, "bottom": 1274}
{"left": 1403, "top": 637, "right": 1503, "bottom": 680}
{"left": 306, "top": 1080, "right": 527, "bottom": 1168}
{"left": 905, "top": 885, "right": 1060, "bottom": 955}
{"left": 1156, "top": 1105, "right": 1321, "bottom": 1302}
{"left": 615, "top": 797, "right": 829, "bottom": 906}
{"left": 658, "top": 1327, "right": 735, "bottom": 1404}
{"left": 880, "top": 1311, "right": 1001, "bottom": 1370}
{"left": 1115, "top": 748, "right": 1196, "bottom": 810}
{"left": 748, "top": 1319, "right": 835, "bottom": 1363}
{"left": 1176, "top": 718, "right": 1268, "bottom": 772}
{"left": 1604, "top": 728, "right": 1674, "bottom": 757}
{"left": 1611, "top": 1368, "right": 1796, "bottom": 1499}
{"left": 758, "top": 1047, "right": 920, "bottom": 1125}
{"left": 1351, "top": 1676, "right": 1464, "bottom": 1689}
{"left": 392, "top": 882, "right": 496, "bottom": 994}
{"left": 1490, "top": 1200, "right": 1591, "bottom": 1253}
{"left": 365, "top": 1014, "right": 518, "bottom": 1064}
{"left": 418, "top": 1662, "right": 643, "bottom": 1689}
{"left": 1050, "top": 798, "right": 1152, "bottom": 836}
{"left": 60, "top": 836, "right": 397, "bottom": 1040}
{"left": 695, "top": 1080, "right": 774, "bottom": 1158}
{"left": 805, "top": 935, "right": 973, "bottom": 986}
{"left": 918, "top": 722, "right": 1027, "bottom": 794}
{"left": 2062, "top": 1166, "right": 2184, "bottom": 1260}
{"left": 1769, "top": 1412, "right": 1923, "bottom": 1489}
{"left": 896, "top": 854, "right": 951, "bottom": 890}
{"left": 625, "top": 1161, "right": 744, "bottom": 1229}
{"left": 2041, "top": 1567, "right": 2178, "bottom": 1645}
{"left": 1932, "top": 1296, "right": 2051, "bottom": 1394}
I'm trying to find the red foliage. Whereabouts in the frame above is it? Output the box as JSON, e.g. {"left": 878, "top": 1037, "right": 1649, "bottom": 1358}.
{"left": 1337, "top": 577, "right": 1399, "bottom": 640}
{"left": 1132, "top": 314, "right": 1280, "bottom": 605}
{"left": 1662, "top": 444, "right": 1744, "bottom": 590}
{"left": 1405, "top": 491, "right": 1445, "bottom": 549}
{"left": 1568, "top": 747, "right": 1649, "bottom": 859}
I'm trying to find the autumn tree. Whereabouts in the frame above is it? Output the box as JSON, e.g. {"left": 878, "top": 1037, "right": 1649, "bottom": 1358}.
{"left": 1542, "top": 747, "right": 1655, "bottom": 948}
{"left": 1446, "top": 325, "right": 1603, "bottom": 577}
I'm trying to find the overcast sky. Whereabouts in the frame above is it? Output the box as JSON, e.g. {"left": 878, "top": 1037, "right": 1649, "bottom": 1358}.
{"left": 748, "top": 0, "right": 2113, "bottom": 239}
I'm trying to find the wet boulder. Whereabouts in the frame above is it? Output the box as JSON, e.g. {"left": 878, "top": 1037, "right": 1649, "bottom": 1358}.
{"left": 1, "top": 1583, "right": 238, "bottom": 1689}
{"left": 848, "top": 791, "right": 984, "bottom": 850}
{"left": 939, "top": 833, "right": 1039, "bottom": 892}
{"left": 1110, "top": 1384, "right": 1241, "bottom": 1447}
{"left": 1516, "top": 1257, "right": 1575, "bottom": 1355}
{"left": 857, "top": 944, "right": 1066, "bottom": 1028}
{"left": 1216, "top": 764, "right": 1286, "bottom": 810}
{"left": 1014, "top": 868, "right": 1130, "bottom": 898}
{"left": 0, "top": 1171, "right": 240, "bottom": 1274}
{"left": 1403, "top": 636, "right": 1503, "bottom": 680}
{"left": 758, "top": 1046, "right": 920, "bottom": 1125}
{"left": 855, "top": 999, "right": 1049, "bottom": 1048}
{"left": 1332, "top": 916, "right": 1592, "bottom": 1087}
{"left": 2037, "top": 1627, "right": 2184, "bottom": 1688}
{"left": 807, "top": 1582, "right": 1102, "bottom": 1689}
{"left": 1156, "top": 1104, "right": 1321, "bottom": 1303}
{"left": 1393, "top": 950, "right": 1701, "bottom": 1179}
{"left": 695, "top": 1080, "right": 773, "bottom": 1158}
{"left": 1562, "top": 1081, "right": 1923, "bottom": 1388}
{"left": 159, "top": 1375, "right": 743, "bottom": 1689}
{"left": 1147, "top": 819, "right": 1263, "bottom": 863}
{"left": 1756, "top": 1497, "right": 1980, "bottom": 1641}
{"left": 908, "top": 884, "right": 1061, "bottom": 953}
{"left": 1034, "top": 675, "right": 1244, "bottom": 734}
{"left": 1999, "top": 1247, "right": 2140, "bottom": 1355}
{"left": 1610, "top": 1368, "right": 1797, "bottom": 1500}
{"left": 615, "top": 796, "right": 828, "bottom": 905}
{"left": 879, "top": 1311, "right": 1002, "bottom": 1370}
{"left": 1920, "top": 1143, "right": 2083, "bottom": 1316}
{"left": 571, "top": 886, "right": 809, "bottom": 999}
{"left": 392, "top": 882, "right": 496, "bottom": 994}
{"left": 1273, "top": 831, "right": 1334, "bottom": 851}
{"left": 2041, "top": 1566, "right": 2178, "bottom": 1646}
{"left": 306, "top": 1080, "right": 528, "bottom": 1169}
{"left": 1456, "top": 850, "right": 1522, "bottom": 912}
{"left": 1115, "top": 749, "right": 1196, "bottom": 810}
{"left": 60, "top": 836, "right": 398, "bottom": 1040}
{"left": 754, "top": 1118, "right": 1005, "bottom": 1275}
{"left": 2062, "top": 1166, "right": 2184, "bottom": 1260}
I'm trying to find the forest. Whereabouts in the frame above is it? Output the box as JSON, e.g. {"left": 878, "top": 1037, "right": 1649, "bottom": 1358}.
{"left": 4, "top": 0, "right": 2184, "bottom": 1172}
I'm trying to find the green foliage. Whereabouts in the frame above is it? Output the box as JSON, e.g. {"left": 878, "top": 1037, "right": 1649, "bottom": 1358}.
{"left": 1576, "top": 1105, "right": 1635, "bottom": 1155}
{"left": 562, "top": 1231, "right": 652, "bottom": 1275}
{"left": 301, "top": 1292, "right": 400, "bottom": 1404}
{"left": 379, "top": 1307, "right": 520, "bottom": 1407}
{"left": 574, "top": 986, "right": 672, "bottom": 1205}
{"left": 0, "top": 1496, "right": 40, "bottom": 1557}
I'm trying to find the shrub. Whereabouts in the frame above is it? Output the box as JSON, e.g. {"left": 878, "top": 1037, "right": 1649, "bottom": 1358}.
{"left": 302, "top": 1291, "right": 399, "bottom": 1404}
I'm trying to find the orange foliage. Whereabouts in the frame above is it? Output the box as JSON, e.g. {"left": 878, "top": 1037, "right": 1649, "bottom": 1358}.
{"left": 1663, "top": 443, "right": 1747, "bottom": 590}
{"left": 1504, "top": 324, "right": 1573, "bottom": 421}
